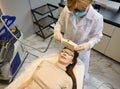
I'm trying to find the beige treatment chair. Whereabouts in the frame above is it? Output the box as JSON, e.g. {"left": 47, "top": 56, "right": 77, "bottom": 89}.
{"left": 5, "top": 53, "right": 85, "bottom": 89}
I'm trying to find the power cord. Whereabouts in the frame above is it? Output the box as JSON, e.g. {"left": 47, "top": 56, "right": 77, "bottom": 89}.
{"left": 0, "top": 15, "right": 54, "bottom": 57}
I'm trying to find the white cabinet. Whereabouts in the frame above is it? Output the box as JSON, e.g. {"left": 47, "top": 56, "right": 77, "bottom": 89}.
{"left": 93, "top": 22, "right": 114, "bottom": 53}
{"left": 94, "top": 35, "right": 110, "bottom": 53}
{"left": 93, "top": 23, "right": 120, "bottom": 62}
{"left": 105, "top": 27, "right": 120, "bottom": 62}
{"left": 103, "top": 23, "right": 115, "bottom": 36}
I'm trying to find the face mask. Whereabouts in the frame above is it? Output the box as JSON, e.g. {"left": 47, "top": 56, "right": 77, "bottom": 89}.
{"left": 73, "top": 10, "right": 87, "bottom": 18}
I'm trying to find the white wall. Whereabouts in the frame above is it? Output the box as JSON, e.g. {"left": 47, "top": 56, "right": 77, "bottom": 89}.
{"left": 0, "top": 0, "right": 59, "bottom": 38}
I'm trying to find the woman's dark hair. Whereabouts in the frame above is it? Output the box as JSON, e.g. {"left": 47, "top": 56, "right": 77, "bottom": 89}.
{"left": 66, "top": 50, "right": 79, "bottom": 89}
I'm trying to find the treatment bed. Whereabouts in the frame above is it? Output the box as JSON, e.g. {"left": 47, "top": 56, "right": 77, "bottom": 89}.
{"left": 5, "top": 53, "right": 85, "bottom": 89}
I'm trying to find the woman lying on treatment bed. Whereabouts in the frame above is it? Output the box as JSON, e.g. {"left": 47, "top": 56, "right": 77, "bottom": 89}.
{"left": 5, "top": 47, "right": 80, "bottom": 89}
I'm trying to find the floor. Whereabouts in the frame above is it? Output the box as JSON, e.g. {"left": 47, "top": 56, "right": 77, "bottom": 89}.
{"left": 0, "top": 34, "right": 120, "bottom": 89}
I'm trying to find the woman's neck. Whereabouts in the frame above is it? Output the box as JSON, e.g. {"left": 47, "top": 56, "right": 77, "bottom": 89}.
{"left": 55, "top": 62, "right": 67, "bottom": 71}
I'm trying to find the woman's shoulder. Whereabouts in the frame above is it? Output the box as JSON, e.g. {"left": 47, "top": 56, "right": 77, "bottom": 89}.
{"left": 62, "top": 6, "right": 72, "bottom": 14}
{"left": 90, "top": 5, "right": 103, "bottom": 19}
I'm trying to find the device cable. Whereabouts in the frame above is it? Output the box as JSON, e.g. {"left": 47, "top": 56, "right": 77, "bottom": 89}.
{"left": 0, "top": 15, "right": 53, "bottom": 57}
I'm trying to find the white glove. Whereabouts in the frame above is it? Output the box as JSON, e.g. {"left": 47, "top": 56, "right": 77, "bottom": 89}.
{"left": 75, "top": 42, "right": 90, "bottom": 51}
{"left": 53, "top": 31, "right": 62, "bottom": 41}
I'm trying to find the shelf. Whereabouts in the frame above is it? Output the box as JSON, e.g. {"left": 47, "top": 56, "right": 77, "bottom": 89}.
{"left": 34, "top": 15, "right": 57, "bottom": 29}
{"left": 31, "top": 3, "right": 58, "bottom": 39}
{"left": 35, "top": 27, "right": 53, "bottom": 39}
{"left": 32, "top": 3, "right": 58, "bottom": 15}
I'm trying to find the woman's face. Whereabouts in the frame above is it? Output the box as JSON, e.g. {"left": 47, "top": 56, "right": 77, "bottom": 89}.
{"left": 58, "top": 48, "right": 74, "bottom": 65}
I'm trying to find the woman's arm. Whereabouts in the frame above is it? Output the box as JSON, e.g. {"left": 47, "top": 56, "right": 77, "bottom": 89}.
{"left": 54, "top": 6, "right": 67, "bottom": 32}
{"left": 88, "top": 14, "right": 103, "bottom": 48}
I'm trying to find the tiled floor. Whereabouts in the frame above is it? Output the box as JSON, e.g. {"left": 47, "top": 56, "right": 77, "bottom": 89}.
{"left": 1, "top": 34, "right": 120, "bottom": 89}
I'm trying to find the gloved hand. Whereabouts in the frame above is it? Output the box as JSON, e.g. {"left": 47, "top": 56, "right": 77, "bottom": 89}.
{"left": 74, "top": 42, "right": 90, "bottom": 51}
{"left": 53, "top": 31, "right": 62, "bottom": 41}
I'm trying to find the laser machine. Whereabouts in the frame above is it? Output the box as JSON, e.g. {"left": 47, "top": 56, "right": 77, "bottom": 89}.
{"left": 0, "top": 15, "right": 28, "bottom": 82}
